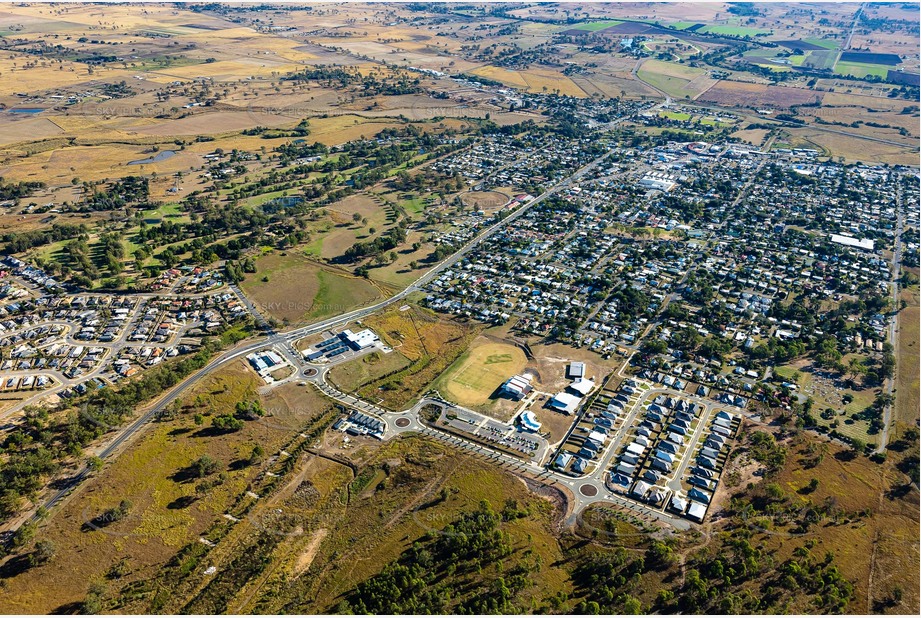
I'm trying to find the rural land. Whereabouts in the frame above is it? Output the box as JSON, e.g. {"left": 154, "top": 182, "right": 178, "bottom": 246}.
{"left": 0, "top": 1, "right": 918, "bottom": 615}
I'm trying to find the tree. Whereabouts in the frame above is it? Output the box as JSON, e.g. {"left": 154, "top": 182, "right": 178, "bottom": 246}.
{"left": 622, "top": 595, "right": 642, "bottom": 614}
{"left": 30, "top": 539, "right": 56, "bottom": 566}
{"left": 192, "top": 454, "right": 221, "bottom": 478}
{"left": 212, "top": 414, "right": 244, "bottom": 432}
{"left": 0, "top": 489, "right": 23, "bottom": 519}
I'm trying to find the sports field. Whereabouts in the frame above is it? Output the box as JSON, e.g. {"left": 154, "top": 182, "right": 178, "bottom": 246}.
{"left": 433, "top": 340, "right": 528, "bottom": 407}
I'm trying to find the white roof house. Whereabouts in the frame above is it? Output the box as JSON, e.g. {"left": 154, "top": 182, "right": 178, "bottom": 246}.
{"left": 687, "top": 501, "right": 707, "bottom": 522}
{"left": 549, "top": 391, "right": 582, "bottom": 415}
{"left": 568, "top": 378, "right": 595, "bottom": 396}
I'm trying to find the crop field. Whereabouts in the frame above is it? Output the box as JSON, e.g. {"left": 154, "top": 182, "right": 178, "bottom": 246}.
{"left": 834, "top": 61, "right": 891, "bottom": 79}
{"left": 802, "top": 49, "right": 839, "bottom": 70}
{"left": 698, "top": 81, "right": 821, "bottom": 108}
{"left": 635, "top": 59, "right": 715, "bottom": 99}
{"left": 469, "top": 66, "right": 586, "bottom": 97}
{"left": 699, "top": 24, "right": 771, "bottom": 37}
{"left": 570, "top": 20, "right": 623, "bottom": 32}
{"left": 839, "top": 51, "right": 902, "bottom": 66}
{"left": 240, "top": 252, "right": 382, "bottom": 325}
{"left": 432, "top": 339, "right": 528, "bottom": 408}
{"left": 803, "top": 37, "right": 839, "bottom": 50}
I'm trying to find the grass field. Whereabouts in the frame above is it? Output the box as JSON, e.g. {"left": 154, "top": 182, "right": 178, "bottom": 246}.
{"left": 834, "top": 60, "right": 891, "bottom": 79}
{"left": 700, "top": 24, "right": 770, "bottom": 36}
{"left": 0, "top": 363, "right": 333, "bottom": 614}
{"left": 571, "top": 20, "right": 623, "bottom": 31}
{"left": 357, "top": 305, "right": 482, "bottom": 409}
{"left": 895, "top": 286, "right": 920, "bottom": 434}
{"left": 249, "top": 436, "right": 574, "bottom": 613}
{"left": 327, "top": 349, "right": 412, "bottom": 393}
{"left": 469, "top": 66, "right": 586, "bottom": 97}
{"left": 635, "top": 59, "right": 714, "bottom": 99}
{"left": 784, "top": 127, "right": 918, "bottom": 165}
{"left": 774, "top": 361, "right": 878, "bottom": 442}
{"left": 432, "top": 339, "right": 528, "bottom": 407}
{"left": 240, "top": 251, "right": 382, "bottom": 324}
{"left": 771, "top": 434, "right": 919, "bottom": 612}
{"left": 659, "top": 110, "right": 692, "bottom": 121}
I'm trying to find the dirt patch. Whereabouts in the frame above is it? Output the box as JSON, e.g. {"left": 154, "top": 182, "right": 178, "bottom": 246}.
{"left": 293, "top": 528, "right": 329, "bottom": 578}
{"left": 460, "top": 190, "right": 509, "bottom": 211}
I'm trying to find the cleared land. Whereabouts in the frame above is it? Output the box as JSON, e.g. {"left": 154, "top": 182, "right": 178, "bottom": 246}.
{"left": 698, "top": 82, "right": 821, "bottom": 108}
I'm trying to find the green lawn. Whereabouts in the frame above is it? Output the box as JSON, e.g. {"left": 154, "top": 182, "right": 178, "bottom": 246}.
{"left": 399, "top": 196, "right": 428, "bottom": 216}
